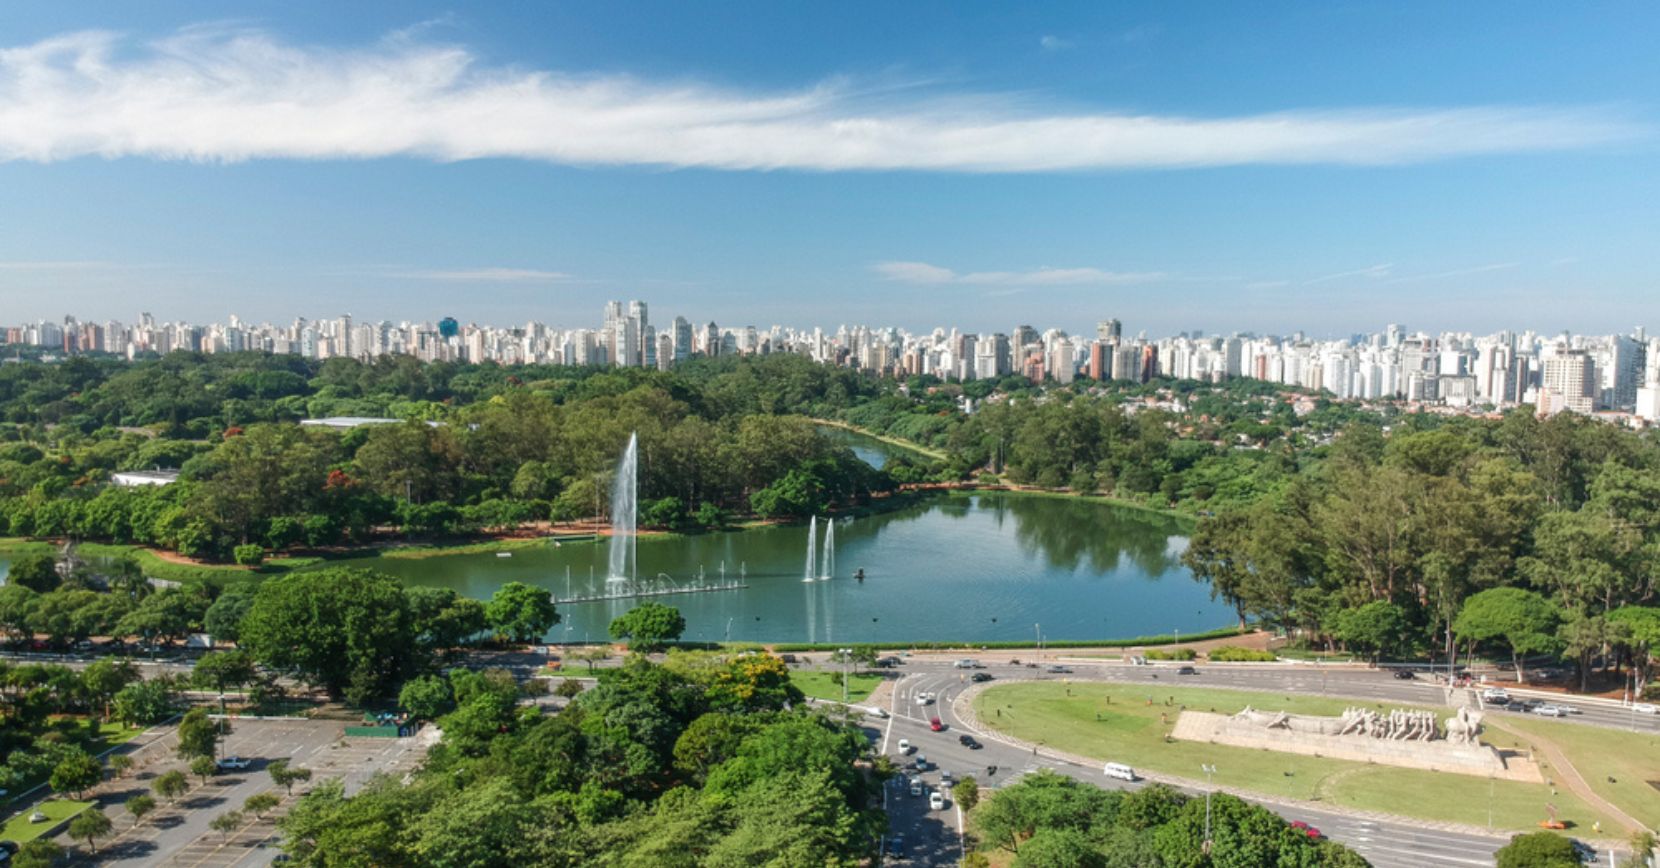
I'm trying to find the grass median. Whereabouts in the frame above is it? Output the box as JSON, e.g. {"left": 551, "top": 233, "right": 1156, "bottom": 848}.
{"left": 0, "top": 799, "right": 92, "bottom": 843}
{"left": 790, "top": 670, "right": 883, "bottom": 704}
{"left": 973, "top": 681, "right": 1622, "bottom": 833}
{"left": 1496, "top": 716, "right": 1660, "bottom": 829}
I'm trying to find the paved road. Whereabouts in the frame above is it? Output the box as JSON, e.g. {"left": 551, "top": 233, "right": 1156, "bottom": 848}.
{"left": 867, "top": 659, "right": 1562, "bottom": 868}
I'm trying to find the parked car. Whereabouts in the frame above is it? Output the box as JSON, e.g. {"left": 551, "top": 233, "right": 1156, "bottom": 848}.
{"left": 941, "top": 770, "right": 954, "bottom": 788}
{"left": 929, "top": 791, "right": 946, "bottom": 811}
{"left": 1176, "top": 665, "right": 1198, "bottom": 675}
{"left": 908, "top": 779, "right": 922, "bottom": 797}
{"left": 929, "top": 717, "right": 944, "bottom": 732}
{"left": 971, "top": 673, "right": 994, "bottom": 683}
{"left": 958, "top": 734, "right": 981, "bottom": 749}
{"left": 217, "top": 756, "right": 252, "bottom": 770}
{"left": 916, "top": 755, "right": 931, "bottom": 771}
{"left": 1393, "top": 669, "right": 1416, "bottom": 680}
{"left": 897, "top": 738, "right": 912, "bottom": 754}
{"left": 885, "top": 835, "right": 905, "bottom": 858}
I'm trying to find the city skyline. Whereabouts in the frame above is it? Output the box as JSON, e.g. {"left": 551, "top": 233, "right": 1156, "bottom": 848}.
{"left": 2, "top": 2, "right": 1659, "bottom": 332}
{"left": 10, "top": 300, "right": 1659, "bottom": 422}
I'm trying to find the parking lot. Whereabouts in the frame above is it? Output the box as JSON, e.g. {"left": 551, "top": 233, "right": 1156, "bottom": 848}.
{"left": 65, "top": 718, "right": 430, "bottom": 867}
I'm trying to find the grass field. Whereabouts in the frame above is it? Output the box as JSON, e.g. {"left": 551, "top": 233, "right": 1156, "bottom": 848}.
{"left": 1497, "top": 716, "right": 1660, "bottom": 829}
{"left": 0, "top": 799, "right": 92, "bottom": 843}
{"left": 790, "top": 670, "right": 884, "bottom": 704}
{"left": 974, "top": 682, "right": 1623, "bottom": 833}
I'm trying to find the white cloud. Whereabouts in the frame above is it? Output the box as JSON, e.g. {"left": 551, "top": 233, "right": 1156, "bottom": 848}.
{"left": 0, "top": 26, "right": 1641, "bottom": 172}
{"left": 1383, "top": 262, "right": 1518, "bottom": 284}
{"left": 1039, "top": 35, "right": 1072, "bottom": 52}
{"left": 1303, "top": 264, "right": 1394, "bottom": 285}
{"left": 391, "top": 267, "right": 572, "bottom": 282}
{"left": 876, "top": 261, "right": 1160, "bottom": 286}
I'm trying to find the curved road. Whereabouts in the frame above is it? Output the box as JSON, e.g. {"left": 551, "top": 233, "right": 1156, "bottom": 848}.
{"left": 860, "top": 656, "right": 1636, "bottom": 867}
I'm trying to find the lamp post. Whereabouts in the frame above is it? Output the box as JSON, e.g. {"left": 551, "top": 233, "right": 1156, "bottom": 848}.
{"left": 1034, "top": 624, "right": 1041, "bottom": 666}
{"left": 840, "top": 648, "right": 853, "bottom": 706}
{"left": 1202, "top": 764, "right": 1217, "bottom": 853}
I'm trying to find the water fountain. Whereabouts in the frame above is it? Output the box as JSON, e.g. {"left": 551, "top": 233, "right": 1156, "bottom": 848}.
{"left": 819, "top": 519, "right": 835, "bottom": 581}
{"left": 607, "top": 432, "right": 637, "bottom": 581}
{"left": 803, "top": 515, "right": 818, "bottom": 582}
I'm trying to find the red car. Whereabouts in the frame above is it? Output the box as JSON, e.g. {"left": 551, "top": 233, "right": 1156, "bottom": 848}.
{"left": 1290, "top": 821, "right": 1322, "bottom": 840}
{"left": 929, "top": 717, "right": 944, "bottom": 732}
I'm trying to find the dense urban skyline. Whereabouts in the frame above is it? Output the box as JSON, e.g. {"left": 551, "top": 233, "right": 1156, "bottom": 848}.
{"left": 2, "top": 2, "right": 1659, "bottom": 331}
{"left": 9, "top": 301, "right": 1660, "bottom": 422}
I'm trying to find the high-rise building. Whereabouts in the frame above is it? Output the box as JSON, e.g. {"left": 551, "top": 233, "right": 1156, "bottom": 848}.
{"left": 1540, "top": 349, "right": 1597, "bottom": 415}
{"left": 1097, "top": 319, "right": 1122, "bottom": 342}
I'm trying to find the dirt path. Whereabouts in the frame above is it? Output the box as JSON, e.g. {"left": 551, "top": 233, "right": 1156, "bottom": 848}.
{"left": 1489, "top": 719, "right": 1645, "bottom": 834}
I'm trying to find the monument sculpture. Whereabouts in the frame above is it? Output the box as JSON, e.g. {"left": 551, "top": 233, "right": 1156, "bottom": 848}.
{"left": 1172, "top": 703, "right": 1534, "bottom": 781}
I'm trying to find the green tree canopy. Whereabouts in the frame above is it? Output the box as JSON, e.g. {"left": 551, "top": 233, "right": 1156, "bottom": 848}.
{"left": 239, "top": 567, "right": 414, "bottom": 702}
{"left": 485, "top": 581, "right": 560, "bottom": 644}
{"left": 608, "top": 602, "right": 686, "bottom": 652}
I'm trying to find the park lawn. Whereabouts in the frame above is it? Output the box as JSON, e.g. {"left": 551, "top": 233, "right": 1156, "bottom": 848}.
{"left": 379, "top": 537, "right": 553, "bottom": 560}
{"left": 974, "top": 682, "right": 1622, "bottom": 834}
{"left": 0, "top": 538, "right": 57, "bottom": 557}
{"left": 1496, "top": 716, "right": 1660, "bottom": 829}
{"left": 790, "top": 670, "right": 883, "bottom": 704}
{"left": 0, "top": 799, "right": 92, "bottom": 843}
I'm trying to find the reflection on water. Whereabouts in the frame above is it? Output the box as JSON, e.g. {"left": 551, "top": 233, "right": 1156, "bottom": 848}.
{"left": 326, "top": 491, "right": 1230, "bottom": 644}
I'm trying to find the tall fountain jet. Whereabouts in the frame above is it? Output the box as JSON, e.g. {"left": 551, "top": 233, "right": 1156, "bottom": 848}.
{"left": 803, "top": 515, "right": 818, "bottom": 582}
{"left": 819, "top": 519, "right": 835, "bottom": 581}
{"left": 608, "top": 432, "right": 638, "bottom": 581}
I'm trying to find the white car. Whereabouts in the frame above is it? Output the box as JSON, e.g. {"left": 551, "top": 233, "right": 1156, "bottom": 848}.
{"left": 1533, "top": 704, "right": 1567, "bottom": 717}
{"left": 929, "top": 791, "right": 946, "bottom": 810}
{"left": 914, "top": 692, "right": 934, "bottom": 705}
{"left": 897, "top": 738, "right": 912, "bottom": 754}
{"left": 1635, "top": 703, "right": 1658, "bottom": 715}
{"left": 216, "top": 756, "right": 252, "bottom": 770}
{"left": 867, "top": 706, "right": 889, "bottom": 719}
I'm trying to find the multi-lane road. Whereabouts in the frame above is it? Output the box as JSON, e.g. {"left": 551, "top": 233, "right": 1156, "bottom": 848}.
{"left": 861, "top": 656, "right": 1641, "bottom": 867}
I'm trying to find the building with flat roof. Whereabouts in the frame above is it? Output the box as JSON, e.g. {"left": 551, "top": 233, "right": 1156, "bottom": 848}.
{"left": 111, "top": 469, "right": 180, "bottom": 487}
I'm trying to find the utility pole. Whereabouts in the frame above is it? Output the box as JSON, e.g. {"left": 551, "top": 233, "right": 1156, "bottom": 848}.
{"left": 1034, "top": 623, "right": 1041, "bottom": 666}
{"left": 1202, "top": 764, "right": 1216, "bottom": 854}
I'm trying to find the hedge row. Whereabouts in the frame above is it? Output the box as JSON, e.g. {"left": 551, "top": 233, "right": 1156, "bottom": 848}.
{"left": 762, "top": 626, "right": 1246, "bottom": 654}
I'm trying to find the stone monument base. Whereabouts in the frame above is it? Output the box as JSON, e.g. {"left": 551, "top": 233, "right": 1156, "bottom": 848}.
{"left": 1171, "top": 711, "right": 1542, "bottom": 783}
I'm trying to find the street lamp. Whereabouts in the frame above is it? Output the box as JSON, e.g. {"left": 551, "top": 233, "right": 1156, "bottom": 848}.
{"left": 840, "top": 648, "right": 853, "bottom": 705}
{"left": 1034, "top": 624, "right": 1041, "bottom": 665}
{"left": 1201, "top": 764, "right": 1217, "bottom": 853}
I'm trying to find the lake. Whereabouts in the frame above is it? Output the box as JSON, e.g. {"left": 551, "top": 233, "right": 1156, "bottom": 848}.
{"left": 331, "top": 491, "right": 1233, "bottom": 644}
{"left": 0, "top": 431, "right": 1237, "bottom": 645}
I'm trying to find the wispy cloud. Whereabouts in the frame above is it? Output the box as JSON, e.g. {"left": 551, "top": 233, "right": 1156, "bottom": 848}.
{"left": 0, "top": 260, "right": 120, "bottom": 270}
{"left": 1303, "top": 264, "right": 1394, "bottom": 285}
{"left": 0, "top": 26, "right": 1641, "bottom": 172}
{"left": 1382, "top": 262, "right": 1518, "bottom": 284}
{"left": 875, "top": 261, "right": 1161, "bottom": 286}
{"left": 390, "top": 267, "right": 574, "bottom": 282}
{"left": 1039, "top": 35, "right": 1073, "bottom": 52}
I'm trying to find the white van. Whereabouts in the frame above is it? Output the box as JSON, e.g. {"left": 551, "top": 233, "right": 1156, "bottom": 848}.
{"left": 1104, "top": 762, "right": 1137, "bottom": 782}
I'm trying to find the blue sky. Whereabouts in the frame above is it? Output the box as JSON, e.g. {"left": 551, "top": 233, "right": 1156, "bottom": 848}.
{"left": 1, "top": 1, "right": 1656, "bottom": 336}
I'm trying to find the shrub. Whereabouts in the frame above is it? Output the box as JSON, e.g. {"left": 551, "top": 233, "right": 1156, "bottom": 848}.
{"left": 1207, "top": 646, "right": 1277, "bottom": 662}
{"left": 1143, "top": 648, "right": 1197, "bottom": 661}
{"left": 233, "top": 544, "right": 265, "bottom": 566}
